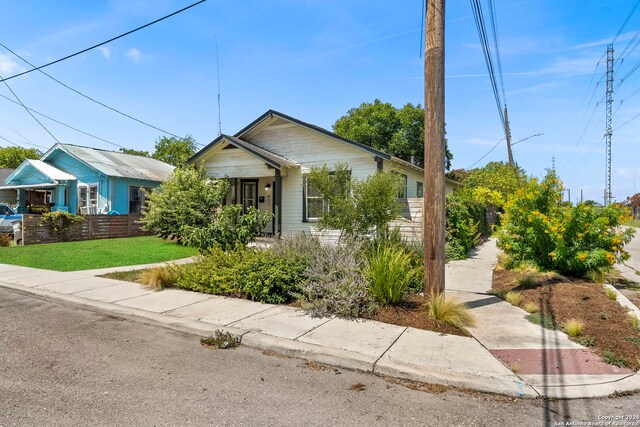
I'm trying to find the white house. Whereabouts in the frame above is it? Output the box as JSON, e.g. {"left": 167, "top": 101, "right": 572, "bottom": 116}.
{"left": 189, "top": 110, "right": 458, "bottom": 237}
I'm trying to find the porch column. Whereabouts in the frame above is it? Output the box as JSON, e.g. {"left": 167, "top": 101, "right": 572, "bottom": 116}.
{"left": 231, "top": 178, "right": 237, "bottom": 204}
{"left": 52, "top": 185, "right": 69, "bottom": 212}
{"left": 16, "top": 189, "right": 27, "bottom": 213}
{"left": 274, "top": 169, "right": 282, "bottom": 238}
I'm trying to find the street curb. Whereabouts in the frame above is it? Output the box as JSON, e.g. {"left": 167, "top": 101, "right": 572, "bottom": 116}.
{"left": 2, "top": 280, "right": 638, "bottom": 400}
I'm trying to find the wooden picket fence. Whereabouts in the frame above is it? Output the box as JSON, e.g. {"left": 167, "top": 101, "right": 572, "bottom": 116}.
{"left": 21, "top": 214, "right": 149, "bottom": 245}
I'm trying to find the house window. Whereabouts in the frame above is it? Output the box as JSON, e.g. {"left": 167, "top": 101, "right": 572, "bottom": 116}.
{"left": 78, "top": 185, "right": 98, "bottom": 214}
{"left": 304, "top": 177, "right": 327, "bottom": 221}
{"left": 397, "top": 174, "right": 408, "bottom": 198}
{"left": 417, "top": 182, "right": 424, "bottom": 198}
{"left": 129, "top": 186, "right": 152, "bottom": 214}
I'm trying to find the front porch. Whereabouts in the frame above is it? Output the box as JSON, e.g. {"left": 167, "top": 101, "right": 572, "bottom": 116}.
{"left": 226, "top": 174, "right": 283, "bottom": 237}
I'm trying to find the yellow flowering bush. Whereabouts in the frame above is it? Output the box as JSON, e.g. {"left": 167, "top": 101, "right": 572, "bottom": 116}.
{"left": 497, "top": 170, "right": 635, "bottom": 277}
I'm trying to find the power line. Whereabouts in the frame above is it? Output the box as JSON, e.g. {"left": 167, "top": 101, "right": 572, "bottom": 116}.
{"left": 0, "top": 42, "right": 190, "bottom": 140}
{"left": 0, "top": 92, "right": 126, "bottom": 149}
{"left": 487, "top": 0, "right": 506, "bottom": 103}
{"left": 0, "top": 73, "right": 61, "bottom": 144}
{"left": 613, "top": 0, "right": 640, "bottom": 44}
{"left": 466, "top": 137, "right": 505, "bottom": 169}
{"left": 469, "top": 0, "right": 506, "bottom": 131}
{"left": 615, "top": 110, "right": 640, "bottom": 130}
{"left": 0, "top": 0, "right": 207, "bottom": 83}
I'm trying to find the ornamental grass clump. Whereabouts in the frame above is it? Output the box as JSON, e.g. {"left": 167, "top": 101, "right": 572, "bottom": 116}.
{"left": 497, "top": 170, "right": 635, "bottom": 278}
{"left": 365, "top": 244, "right": 417, "bottom": 305}
{"left": 604, "top": 286, "right": 618, "bottom": 301}
{"left": 505, "top": 291, "right": 522, "bottom": 307}
{"left": 523, "top": 301, "right": 539, "bottom": 314}
{"left": 139, "top": 266, "right": 176, "bottom": 291}
{"left": 427, "top": 292, "right": 475, "bottom": 329}
{"left": 564, "top": 319, "right": 584, "bottom": 337}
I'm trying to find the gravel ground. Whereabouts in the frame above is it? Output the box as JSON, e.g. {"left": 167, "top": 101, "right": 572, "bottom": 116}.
{"left": 1, "top": 287, "right": 639, "bottom": 427}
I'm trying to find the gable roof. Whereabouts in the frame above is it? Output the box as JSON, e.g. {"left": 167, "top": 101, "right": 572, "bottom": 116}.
{"left": 4, "top": 159, "right": 77, "bottom": 186}
{"left": 235, "top": 109, "right": 393, "bottom": 161}
{"left": 42, "top": 144, "right": 174, "bottom": 182}
{"left": 189, "top": 134, "right": 299, "bottom": 169}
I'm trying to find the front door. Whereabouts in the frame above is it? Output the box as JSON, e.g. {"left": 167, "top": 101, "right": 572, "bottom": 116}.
{"left": 241, "top": 181, "right": 258, "bottom": 213}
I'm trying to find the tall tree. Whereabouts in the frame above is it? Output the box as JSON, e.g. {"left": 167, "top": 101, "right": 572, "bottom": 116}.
{"left": 0, "top": 146, "right": 41, "bottom": 169}
{"left": 333, "top": 99, "right": 453, "bottom": 170}
{"left": 119, "top": 147, "right": 150, "bottom": 157}
{"left": 151, "top": 136, "right": 197, "bottom": 167}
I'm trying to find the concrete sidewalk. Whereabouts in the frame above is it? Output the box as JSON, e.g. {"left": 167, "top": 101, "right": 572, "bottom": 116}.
{"left": 447, "top": 241, "right": 640, "bottom": 399}
{"left": 1, "top": 241, "right": 639, "bottom": 399}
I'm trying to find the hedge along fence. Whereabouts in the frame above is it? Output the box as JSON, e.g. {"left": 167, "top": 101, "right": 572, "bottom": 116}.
{"left": 21, "top": 214, "right": 148, "bottom": 245}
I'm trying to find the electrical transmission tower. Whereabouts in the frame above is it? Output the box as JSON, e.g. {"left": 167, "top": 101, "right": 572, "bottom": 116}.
{"left": 605, "top": 44, "right": 614, "bottom": 205}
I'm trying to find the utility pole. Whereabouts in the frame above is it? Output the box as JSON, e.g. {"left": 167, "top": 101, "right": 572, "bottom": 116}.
{"left": 580, "top": 189, "right": 583, "bottom": 204}
{"left": 567, "top": 188, "right": 571, "bottom": 204}
{"left": 504, "top": 105, "right": 514, "bottom": 166}
{"left": 605, "top": 43, "right": 614, "bottom": 205}
{"left": 423, "top": 0, "right": 446, "bottom": 296}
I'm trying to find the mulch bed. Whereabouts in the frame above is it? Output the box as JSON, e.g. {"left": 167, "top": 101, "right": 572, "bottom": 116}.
{"left": 493, "top": 267, "right": 640, "bottom": 371}
{"left": 366, "top": 293, "right": 469, "bottom": 337}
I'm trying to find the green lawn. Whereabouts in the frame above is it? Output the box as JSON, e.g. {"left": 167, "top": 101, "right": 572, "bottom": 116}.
{"left": 626, "top": 219, "right": 640, "bottom": 228}
{"left": 0, "top": 236, "right": 198, "bottom": 272}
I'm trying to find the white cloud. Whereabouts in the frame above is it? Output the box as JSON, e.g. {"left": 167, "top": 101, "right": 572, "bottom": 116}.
{"left": 572, "top": 31, "right": 636, "bottom": 50}
{"left": 124, "top": 48, "right": 142, "bottom": 62}
{"left": 0, "top": 53, "right": 21, "bottom": 75}
{"left": 98, "top": 46, "right": 111, "bottom": 60}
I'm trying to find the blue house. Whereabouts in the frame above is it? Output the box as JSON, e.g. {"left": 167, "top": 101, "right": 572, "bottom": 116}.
{"left": 0, "top": 144, "right": 174, "bottom": 214}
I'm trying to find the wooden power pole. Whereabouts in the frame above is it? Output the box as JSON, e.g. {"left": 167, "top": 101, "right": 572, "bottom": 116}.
{"left": 424, "top": 0, "right": 446, "bottom": 296}
{"left": 504, "top": 105, "right": 514, "bottom": 166}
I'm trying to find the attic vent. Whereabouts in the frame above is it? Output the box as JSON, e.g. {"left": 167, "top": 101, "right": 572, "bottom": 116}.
{"left": 222, "top": 144, "right": 238, "bottom": 150}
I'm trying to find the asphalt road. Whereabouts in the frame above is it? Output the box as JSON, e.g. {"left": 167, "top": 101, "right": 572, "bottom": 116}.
{"left": 1, "top": 287, "right": 639, "bottom": 427}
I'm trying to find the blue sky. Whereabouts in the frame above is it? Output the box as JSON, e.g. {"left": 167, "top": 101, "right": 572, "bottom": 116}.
{"left": 0, "top": 0, "right": 639, "bottom": 203}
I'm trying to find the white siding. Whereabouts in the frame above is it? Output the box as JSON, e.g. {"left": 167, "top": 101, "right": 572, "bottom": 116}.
{"left": 200, "top": 146, "right": 276, "bottom": 178}
{"left": 246, "top": 123, "right": 379, "bottom": 234}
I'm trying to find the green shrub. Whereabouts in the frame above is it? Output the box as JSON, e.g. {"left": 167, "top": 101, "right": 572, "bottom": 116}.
{"left": 180, "top": 205, "right": 273, "bottom": 252}
{"left": 365, "top": 244, "right": 417, "bottom": 305}
{"left": 306, "top": 163, "right": 403, "bottom": 238}
{"left": 284, "top": 236, "right": 376, "bottom": 318}
{"left": 497, "top": 170, "right": 635, "bottom": 277}
{"left": 236, "top": 250, "right": 307, "bottom": 304}
{"left": 174, "top": 248, "right": 244, "bottom": 296}
{"left": 445, "top": 194, "right": 480, "bottom": 260}
{"left": 38, "top": 211, "right": 84, "bottom": 241}
{"left": 174, "top": 247, "right": 306, "bottom": 303}
{"left": 577, "top": 336, "right": 595, "bottom": 347}
{"left": 142, "top": 166, "right": 230, "bottom": 237}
